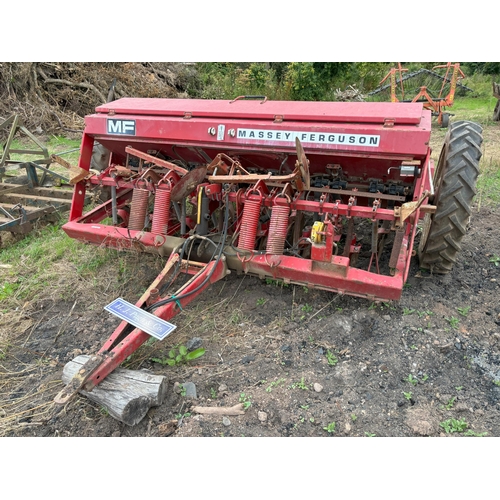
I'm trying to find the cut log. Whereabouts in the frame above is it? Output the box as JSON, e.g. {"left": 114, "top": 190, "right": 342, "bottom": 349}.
{"left": 62, "top": 355, "right": 168, "bottom": 426}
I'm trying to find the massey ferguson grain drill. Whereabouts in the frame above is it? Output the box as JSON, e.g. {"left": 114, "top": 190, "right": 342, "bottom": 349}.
{"left": 55, "top": 96, "right": 483, "bottom": 408}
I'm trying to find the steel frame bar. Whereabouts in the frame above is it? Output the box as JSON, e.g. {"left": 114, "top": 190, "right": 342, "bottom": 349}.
{"left": 82, "top": 253, "right": 228, "bottom": 391}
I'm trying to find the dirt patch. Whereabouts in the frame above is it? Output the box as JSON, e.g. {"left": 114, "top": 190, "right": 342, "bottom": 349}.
{"left": 1, "top": 203, "right": 499, "bottom": 437}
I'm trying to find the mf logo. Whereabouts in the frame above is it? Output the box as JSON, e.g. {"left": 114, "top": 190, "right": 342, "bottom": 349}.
{"left": 107, "top": 119, "right": 136, "bottom": 135}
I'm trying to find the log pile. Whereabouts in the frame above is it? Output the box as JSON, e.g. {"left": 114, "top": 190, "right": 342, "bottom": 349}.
{"left": 334, "top": 85, "right": 366, "bottom": 102}
{"left": 0, "top": 62, "right": 198, "bottom": 136}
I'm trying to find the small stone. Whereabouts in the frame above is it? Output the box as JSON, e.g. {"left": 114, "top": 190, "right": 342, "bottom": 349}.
{"left": 382, "top": 315, "right": 391, "bottom": 321}
{"left": 241, "top": 355, "right": 255, "bottom": 364}
{"left": 345, "top": 422, "right": 351, "bottom": 432}
{"left": 281, "top": 345, "right": 292, "bottom": 352}
{"left": 218, "top": 383, "right": 228, "bottom": 395}
{"left": 182, "top": 382, "right": 197, "bottom": 399}
{"left": 258, "top": 411, "right": 268, "bottom": 422}
{"left": 186, "top": 337, "right": 203, "bottom": 351}
{"left": 313, "top": 383, "right": 323, "bottom": 393}
{"left": 222, "top": 417, "right": 231, "bottom": 427}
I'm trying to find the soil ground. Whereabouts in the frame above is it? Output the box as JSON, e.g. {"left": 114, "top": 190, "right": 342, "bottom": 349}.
{"left": 1, "top": 203, "right": 499, "bottom": 438}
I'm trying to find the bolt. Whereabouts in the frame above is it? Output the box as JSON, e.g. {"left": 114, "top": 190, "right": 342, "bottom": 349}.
{"left": 208, "top": 127, "right": 216, "bottom": 136}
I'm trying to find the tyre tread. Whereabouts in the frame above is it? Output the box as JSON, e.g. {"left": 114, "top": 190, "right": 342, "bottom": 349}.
{"left": 419, "top": 121, "right": 483, "bottom": 273}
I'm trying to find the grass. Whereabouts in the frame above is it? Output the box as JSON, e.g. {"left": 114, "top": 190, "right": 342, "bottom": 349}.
{"left": 2, "top": 136, "right": 82, "bottom": 182}
{"left": 0, "top": 219, "right": 156, "bottom": 309}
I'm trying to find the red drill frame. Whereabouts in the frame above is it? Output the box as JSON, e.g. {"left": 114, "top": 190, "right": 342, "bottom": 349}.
{"left": 56, "top": 97, "right": 435, "bottom": 397}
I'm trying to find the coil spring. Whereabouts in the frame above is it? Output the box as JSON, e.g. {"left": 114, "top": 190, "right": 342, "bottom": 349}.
{"left": 266, "top": 204, "right": 290, "bottom": 255}
{"left": 128, "top": 184, "right": 150, "bottom": 231}
{"left": 238, "top": 197, "right": 262, "bottom": 252}
{"left": 151, "top": 186, "right": 171, "bottom": 236}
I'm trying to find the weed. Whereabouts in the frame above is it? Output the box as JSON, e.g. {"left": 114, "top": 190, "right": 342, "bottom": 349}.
{"left": 365, "top": 432, "right": 376, "bottom": 437}
{"left": 0, "top": 283, "right": 18, "bottom": 301}
{"left": 300, "top": 404, "right": 310, "bottom": 410}
{"left": 446, "top": 316, "right": 460, "bottom": 329}
{"left": 265, "top": 278, "right": 288, "bottom": 287}
{"left": 323, "top": 422, "right": 336, "bottom": 434}
{"left": 309, "top": 417, "right": 315, "bottom": 423}
{"left": 290, "top": 377, "right": 309, "bottom": 390}
{"left": 416, "top": 310, "right": 433, "bottom": 318}
{"left": 239, "top": 393, "right": 252, "bottom": 409}
{"left": 403, "top": 308, "right": 415, "bottom": 315}
{"left": 410, "top": 344, "right": 418, "bottom": 350}
{"left": 266, "top": 378, "right": 286, "bottom": 392}
{"left": 230, "top": 309, "right": 245, "bottom": 324}
{"left": 422, "top": 374, "right": 429, "bottom": 382}
{"left": 301, "top": 303, "right": 313, "bottom": 313}
{"left": 440, "top": 418, "right": 468, "bottom": 434}
{"left": 406, "top": 374, "right": 418, "bottom": 386}
{"left": 493, "top": 380, "right": 500, "bottom": 387}
{"left": 442, "top": 396, "right": 456, "bottom": 410}
{"left": 150, "top": 345, "right": 205, "bottom": 366}
{"left": 256, "top": 297, "right": 267, "bottom": 306}
{"left": 489, "top": 255, "right": 500, "bottom": 267}
{"left": 99, "top": 406, "right": 109, "bottom": 417}
{"left": 464, "top": 430, "right": 488, "bottom": 437}
{"left": 456, "top": 386, "right": 463, "bottom": 391}
{"left": 179, "top": 385, "right": 187, "bottom": 397}
{"left": 175, "top": 412, "right": 191, "bottom": 419}
{"left": 403, "top": 391, "right": 412, "bottom": 400}
{"left": 326, "top": 350, "right": 339, "bottom": 366}
{"left": 457, "top": 306, "right": 471, "bottom": 317}
{"left": 210, "top": 387, "right": 217, "bottom": 399}
{"left": 351, "top": 414, "right": 357, "bottom": 422}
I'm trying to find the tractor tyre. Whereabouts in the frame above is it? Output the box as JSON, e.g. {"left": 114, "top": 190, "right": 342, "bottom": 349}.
{"left": 418, "top": 120, "right": 483, "bottom": 274}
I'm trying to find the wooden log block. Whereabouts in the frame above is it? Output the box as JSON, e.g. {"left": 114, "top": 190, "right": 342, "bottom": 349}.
{"left": 50, "top": 154, "right": 89, "bottom": 184}
{"left": 62, "top": 355, "right": 168, "bottom": 426}
{"left": 493, "top": 83, "right": 500, "bottom": 121}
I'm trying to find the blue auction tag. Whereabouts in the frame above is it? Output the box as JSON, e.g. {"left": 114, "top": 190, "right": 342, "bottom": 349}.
{"left": 104, "top": 298, "right": 176, "bottom": 341}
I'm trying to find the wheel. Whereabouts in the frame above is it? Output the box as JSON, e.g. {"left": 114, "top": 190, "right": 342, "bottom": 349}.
{"left": 418, "top": 121, "right": 483, "bottom": 273}
{"left": 440, "top": 112, "right": 450, "bottom": 128}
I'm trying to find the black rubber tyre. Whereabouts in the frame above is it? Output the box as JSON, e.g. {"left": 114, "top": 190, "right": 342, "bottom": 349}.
{"left": 418, "top": 121, "right": 483, "bottom": 273}
{"left": 440, "top": 112, "right": 450, "bottom": 128}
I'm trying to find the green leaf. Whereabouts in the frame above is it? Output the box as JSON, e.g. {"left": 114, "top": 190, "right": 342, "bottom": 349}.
{"left": 179, "top": 345, "right": 188, "bottom": 356}
{"left": 176, "top": 355, "right": 183, "bottom": 363}
{"left": 185, "top": 348, "right": 206, "bottom": 360}
{"left": 169, "top": 349, "right": 176, "bottom": 358}
{"left": 166, "top": 359, "right": 176, "bottom": 366}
